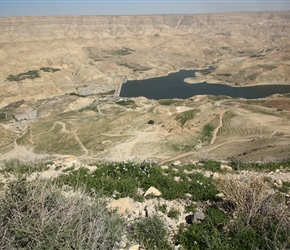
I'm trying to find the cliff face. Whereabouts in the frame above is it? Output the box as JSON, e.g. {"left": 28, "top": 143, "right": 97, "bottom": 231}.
{"left": 0, "top": 11, "right": 290, "bottom": 105}
{"left": 1, "top": 12, "right": 290, "bottom": 41}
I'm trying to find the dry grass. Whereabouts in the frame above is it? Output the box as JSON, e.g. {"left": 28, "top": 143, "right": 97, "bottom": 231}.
{"left": 0, "top": 178, "right": 124, "bottom": 249}
{"left": 216, "top": 177, "right": 283, "bottom": 223}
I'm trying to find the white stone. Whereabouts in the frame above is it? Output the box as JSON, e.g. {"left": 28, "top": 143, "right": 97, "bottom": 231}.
{"left": 212, "top": 172, "right": 220, "bottom": 180}
{"left": 276, "top": 179, "right": 283, "bottom": 186}
{"left": 129, "top": 244, "right": 140, "bottom": 250}
{"left": 144, "top": 186, "right": 162, "bottom": 197}
{"left": 161, "top": 165, "right": 169, "bottom": 169}
{"left": 220, "top": 164, "right": 233, "bottom": 171}
{"left": 172, "top": 160, "right": 181, "bottom": 166}
{"left": 107, "top": 197, "right": 134, "bottom": 215}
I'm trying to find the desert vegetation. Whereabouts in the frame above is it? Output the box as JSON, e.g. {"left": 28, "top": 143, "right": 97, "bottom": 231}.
{"left": 0, "top": 9, "right": 290, "bottom": 250}
{"left": 0, "top": 159, "right": 289, "bottom": 249}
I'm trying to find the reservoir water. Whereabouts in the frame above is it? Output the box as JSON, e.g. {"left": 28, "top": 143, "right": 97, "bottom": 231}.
{"left": 120, "top": 69, "right": 290, "bottom": 100}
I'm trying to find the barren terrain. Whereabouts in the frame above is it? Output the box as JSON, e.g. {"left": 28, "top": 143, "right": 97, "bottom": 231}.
{"left": 0, "top": 11, "right": 290, "bottom": 163}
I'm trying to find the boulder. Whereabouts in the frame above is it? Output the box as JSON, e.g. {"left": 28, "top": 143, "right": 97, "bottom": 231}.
{"left": 129, "top": 245, "right": 140, "bottom": 250}
{"left": 185, "top": 210, "right": 205, "bottom": 224}
{"left": 275, "top": 179, "right": 283, "bottom": 186}
{"left": 220, "top": 164, "right": 233, "bottom": 171}
{"left": 212, "top": 172, "right": 220, "bottom": 180}
{"left": 172, "top": 160, "right": 181, "bottom": 166}
{"left": 144, "top": 186, "right": 161, "bottom": 197}
{"left": 107, "top": 197, "right": 134, "bottom": 215}
{"left": 194, "top": 210, "right": 205, "bottom": 222}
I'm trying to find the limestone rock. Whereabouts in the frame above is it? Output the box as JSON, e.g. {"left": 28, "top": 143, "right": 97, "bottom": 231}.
{"left": 185, "top": 210, "right": 205, "bottom": 224}
{"left": 275, "top": 179, "right": 283, "bottom": 186}
{"left": 129, "top": 245, "right": 140, "bottom": 250}
{"left": 172, "top": 160, "right": 181, "bottom": 166}
{"left": 193, "top": 210, "right": 205, "bottom": 222}
{"left": 220, "top": 164, "right": 233, "bottom": 171}
{"left": 144, "top": 186, "right": 161, "bottom": 197}
{"left": 212, "top": 172, "right": 220, "bottom": 180}
{"left": 107, "top": 197, "right": 134, "bottom": 215}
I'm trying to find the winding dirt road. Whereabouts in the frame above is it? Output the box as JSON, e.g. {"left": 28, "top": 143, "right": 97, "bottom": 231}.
{"left": 210, "top": 111, "right": 226, "bottom": 145}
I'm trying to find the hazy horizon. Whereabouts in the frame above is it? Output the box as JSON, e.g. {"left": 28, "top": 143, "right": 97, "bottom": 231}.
{"left": 1, "top": 0, "right": 290, "bottom": 18}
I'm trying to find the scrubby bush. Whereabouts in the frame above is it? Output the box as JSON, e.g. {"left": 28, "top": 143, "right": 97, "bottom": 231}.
{"left": 0, "top": 178, "right": 124, "bottom": 249}
{"left": 177, "top": 177, "right": 290, "bottom": 250}
{"left": 131, "top": 215, "right": 172, "bottom": 249}
{"left": 176, "top": 207, "right": 230, "bottom": 250}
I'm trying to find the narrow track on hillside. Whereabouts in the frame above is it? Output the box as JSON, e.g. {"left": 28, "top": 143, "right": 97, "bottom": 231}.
{"left": 210, "top": 111, "right": 226, "bottom": 145}
{"left": 30, "top": 121, "right": 89, "bottom": 157}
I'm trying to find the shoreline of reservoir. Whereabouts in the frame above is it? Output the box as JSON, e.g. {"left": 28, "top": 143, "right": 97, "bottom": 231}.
{"left": 119, "top": 69, "right": 290, "bottom": 100}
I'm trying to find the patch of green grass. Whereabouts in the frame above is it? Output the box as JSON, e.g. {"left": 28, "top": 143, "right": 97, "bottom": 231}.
{"left": 176, "top": 201, "right": 290, "bottom": 250}
{"left": 250, "top": 54, "right": 263, "bottom": 58}
{"left": 200, "top": 124, "right": 215, "bottom": 143}
{"left": 40, "top": 67, "right": 60, "bottom": 73}
{"left": 258, "top": 64, "right": 277, "bottom": 71}
{"left": 228, "top": 158, "right": 290, "bottom": 172}
{"left": 247, "top": 73, "right": 260, "bottom": 81}
{"left": 185, "top": 204, "right": 198, "bottom": 213}
{"left": 217, "top": 73, "right": 232, "bottom": 77}
{"left": 0, "top": 113, "right": 6, "bottom": 120}
{"left": 275, "top": 181, "right": 290, "bottom": 194}
{"left": 182, "top": 160, "right": 223, "bottom": 173}
{"left": 107, "top": 47, "right": 135, "bottom": 56}
{"left": 116, "top": 99, "right": 137, "bottom": 109}
{"left": 156, "top": 204, "right": 167, "bottom": 214}
{"left": 55, "top": 161, "right": 219, "bottom": 201}
{"left": 7, "top": 70, "right": 40, "bottom": 82}
{"left": 0, "top": 159, "right": 50, "bottom": 175}
{"left": 175, "top": 109, "right": 200, "bottom": 127}
{"left": 176, "top": 207, "right": 230, "bottom": 250}
{"left": 120, "top": 62, "right": 152, "bottom": 72}
{"left": 131, "top": 215, "right": 172, "bottom": 249}
{"left": 159, "top": 99, "right": 181, "bottom": 106}
{"left": 168, "top": 208, "right": 180, "bottom": 219}
{"left": 200, "top": 70, "right": 212, "bottom": 75}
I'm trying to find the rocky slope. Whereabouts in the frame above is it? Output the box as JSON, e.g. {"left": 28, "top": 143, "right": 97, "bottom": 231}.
{"left": 0, "top": 11, "right": 290, "bottom": 107}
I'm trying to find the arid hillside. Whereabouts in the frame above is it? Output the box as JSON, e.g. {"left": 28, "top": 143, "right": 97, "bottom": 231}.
{"left": 0, "top": 12, "right": 290, "bottom": 163}
{"left": 0, "top": 11, "right": 290, "bottom": 107}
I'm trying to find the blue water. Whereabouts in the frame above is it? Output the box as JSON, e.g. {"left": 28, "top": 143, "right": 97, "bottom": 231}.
{"left": 120, "top": 69, "right": 290, "bottom": 100}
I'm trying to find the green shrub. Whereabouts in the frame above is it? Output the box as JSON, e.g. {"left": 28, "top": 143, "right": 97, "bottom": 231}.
{"left": 156, "top": 204, "right": 167, "bottom": 214}
{"left": 7, "top": 70, "right": 40, "bottom": 82}
{"left": 159, "top": 99, "right": 180, "bottom": 106}
{"left": 175, "top": 109, "right": 199, "bottom": 127}
{"left": 40, "top": 67, "right": 60, "bottom": 73}
{"left": 55, "top": 161, "right": 219, "bottom": 201}
{"left": 200, "top": 124, "right": 214, "bottom": 143}
{"left": 168, "top": 209, "right": 180, "bottom": 219}
{"left": 0, "top": 178, "right": 124, "bottom": 249}
{"left": 0, "top": 159, "right": 50, "bottom": 175}
{"left": 229, "top": 158, "right": 290, "bottom": 172}
{"left": 132, "top": 215, "right": 172, "bottom": 249}
{"left": 183, "top": 160, "right": 222, "bottom": 173}
{"left": 176, "top": 207, "right": 230, "bottom": 250}
{"left": 116, "top": 99, "right": 137, "bottom": 109}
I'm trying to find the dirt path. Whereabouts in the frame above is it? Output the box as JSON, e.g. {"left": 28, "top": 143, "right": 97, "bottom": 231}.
{"left": 30, "top": 121, "right": 89, "bottom": 157}
{"left": 210, "top": 111, "right": 226, "bottom": 145}
{"left": 56, "top": 122, "right": 89, "bottom": 157}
